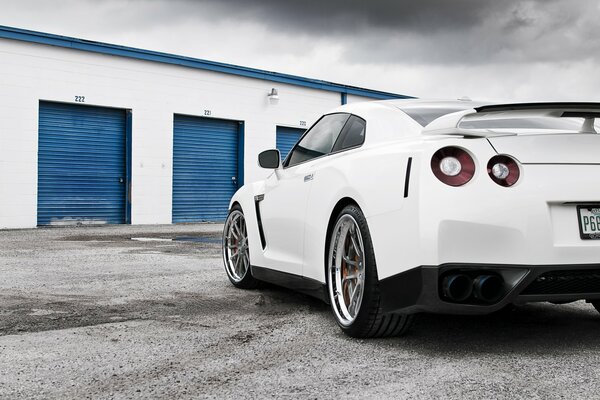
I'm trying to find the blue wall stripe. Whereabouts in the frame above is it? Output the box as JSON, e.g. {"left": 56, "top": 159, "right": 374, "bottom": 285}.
{"left": 37, "top": 102, "right": 127, "bottom": 225}
{"left": 276, "top": 126, "right": 305, "bottom": 161}
{"left": 0, "top": 25, "right": 413, "bottom": 100}
{"left": 173, "top": 115, "right": 240, "bottom": 222}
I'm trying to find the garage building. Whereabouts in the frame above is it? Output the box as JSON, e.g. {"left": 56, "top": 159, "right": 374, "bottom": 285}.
{"left": 0, "top": 26, "right": 409, "bottom": 229}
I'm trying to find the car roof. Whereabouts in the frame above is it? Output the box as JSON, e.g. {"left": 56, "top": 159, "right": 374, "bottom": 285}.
{"left": 336, "top": 98, "right": 488, "bottom": 116}
{"left": 334, "top": 99, "right": 600, "bottom": 139}
{"left": 384, "top": 98, "right": 488, "bottom": 109}
{"left": 332, "top": 99, "right": 489, "bottom": 129}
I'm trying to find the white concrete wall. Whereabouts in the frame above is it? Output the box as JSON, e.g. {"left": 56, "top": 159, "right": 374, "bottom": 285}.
{"left": 0, "top": 38, "right": 376, "bottom": 228}
{"left": 346, "top": 94, "right": 378, "bottom": 104}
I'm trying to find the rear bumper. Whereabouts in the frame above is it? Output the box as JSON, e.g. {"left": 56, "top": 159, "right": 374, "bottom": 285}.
{"left": 368, "top": 162, "right": 600, "bottom": 283}
{"left": 379, "top": 263, "right": 600, "bottom": 315}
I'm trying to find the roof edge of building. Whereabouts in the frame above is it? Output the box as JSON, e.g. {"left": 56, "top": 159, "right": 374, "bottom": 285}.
{"left": 0, "top": 25, "right": 413, "bottom": 100}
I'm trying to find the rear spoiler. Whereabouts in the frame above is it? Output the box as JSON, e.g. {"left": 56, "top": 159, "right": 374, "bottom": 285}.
{"left": 423, "top": 102, "right": 600, "bottom": 136}
{"left": 475, "top": 102, "right": 600, "bottom": 114}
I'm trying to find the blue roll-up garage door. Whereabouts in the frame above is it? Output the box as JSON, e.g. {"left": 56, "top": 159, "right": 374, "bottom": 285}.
{"left": 276, "top": 126, "right": 304, "bottom": 161}
{"left": 37, "top": 102, "right": 128, "bottom": 226}
{"left": 173, "top": 115, "right": 241, "bottom": 222}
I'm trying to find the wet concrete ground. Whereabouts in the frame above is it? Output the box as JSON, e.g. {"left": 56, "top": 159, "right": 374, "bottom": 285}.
{"left": 1, "top": 225, "right": 600, "bottom": 399}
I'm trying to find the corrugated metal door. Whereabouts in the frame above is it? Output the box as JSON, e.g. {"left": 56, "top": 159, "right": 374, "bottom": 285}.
{"left": 37, "top": 102, "right": 128, "bottom": 226}
{"left": 276, "top": 126, "right": 305, "bottom": 161}
{"left": 172, "top": 115, "right": 241, "bottom": 222}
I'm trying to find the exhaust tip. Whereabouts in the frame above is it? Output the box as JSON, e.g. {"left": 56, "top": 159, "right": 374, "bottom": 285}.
{"left": 442, "top": 274, "right": 473, "bottom": 302}
{"left": 473, "top": 275, "right": 505, "bottom": 303}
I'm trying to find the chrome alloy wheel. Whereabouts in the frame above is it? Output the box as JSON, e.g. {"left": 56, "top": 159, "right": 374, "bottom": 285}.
{"left": 328, "top": 214, "right": 366, "bottom": 326}
{"left": 223, "top": 210, "right": 250, "bottom": 282}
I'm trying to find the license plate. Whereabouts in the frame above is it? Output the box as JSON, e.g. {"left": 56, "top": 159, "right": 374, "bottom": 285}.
{"left": 577, "top": 205, "right": 600, "bottom": 240}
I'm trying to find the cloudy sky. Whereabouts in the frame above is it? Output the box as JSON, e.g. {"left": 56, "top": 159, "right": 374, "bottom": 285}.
{"left": 1, "top": 0, "right": 599, "bottom": 101}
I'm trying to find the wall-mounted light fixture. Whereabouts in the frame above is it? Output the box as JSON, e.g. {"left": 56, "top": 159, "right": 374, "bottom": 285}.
{"left": 267, "top": 88, "right": 279, "bottom": 102}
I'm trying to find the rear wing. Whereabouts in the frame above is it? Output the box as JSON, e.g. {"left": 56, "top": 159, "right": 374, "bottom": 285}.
{"left": 423, "top": 102, "right": 600, "bottom": 136}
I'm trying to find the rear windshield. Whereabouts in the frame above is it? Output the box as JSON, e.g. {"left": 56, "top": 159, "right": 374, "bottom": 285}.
{"left": 401, "top": 107, "right": 473, "bottom": 126}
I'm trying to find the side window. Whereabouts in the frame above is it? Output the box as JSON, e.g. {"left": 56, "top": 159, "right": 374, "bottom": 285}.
{"left": 332, "top": 115, "right": 366, "bottom": 152}
{"left": 286, "top": 113, "right": 350, "bottom": 167}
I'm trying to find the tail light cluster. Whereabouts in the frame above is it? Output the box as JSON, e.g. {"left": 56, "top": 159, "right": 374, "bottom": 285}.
{"left": 431, "top": 147, "right": 476, "bottom": 186}
{"left": 487, "top": 155, "right": 520, "bottom": 187}
{"left": 431, "top": 146, "right": 520, "bottom": 187}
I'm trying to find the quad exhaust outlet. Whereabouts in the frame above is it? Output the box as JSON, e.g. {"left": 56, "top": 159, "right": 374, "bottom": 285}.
{"left": 473, "top": 275, "right": 505, "bottom": 303}
{"left": 442, "top": 274, "right": 473, "bottom": 302}
{"left": 442, "top": 273, "right": 505, "bottom": 304}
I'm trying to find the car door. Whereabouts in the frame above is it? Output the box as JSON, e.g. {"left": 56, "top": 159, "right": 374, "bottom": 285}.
{"left": 301, "top": 115, "right": 367, "bottom": 281}
{"left": 259, "top": 113, "right": 350, "bottom": 275}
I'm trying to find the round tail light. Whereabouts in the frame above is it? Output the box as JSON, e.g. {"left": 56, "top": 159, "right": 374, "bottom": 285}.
{"left": 431, "top": 147, "right": 476, "bottom": 186}
{"left": 487, "top": 155, "right": 520, "bottom": 187}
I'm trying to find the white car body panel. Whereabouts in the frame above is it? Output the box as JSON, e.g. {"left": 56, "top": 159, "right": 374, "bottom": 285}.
{"left": 488, "top": 134, "right": 600, "bottom": 164}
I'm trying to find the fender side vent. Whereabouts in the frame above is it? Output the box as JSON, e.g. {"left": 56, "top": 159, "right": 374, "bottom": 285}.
{"left": 254, "top": 197, "right": 267, "bottom": 249}
{"left": 403, "top": 157, "right": 412, "bottom": 198}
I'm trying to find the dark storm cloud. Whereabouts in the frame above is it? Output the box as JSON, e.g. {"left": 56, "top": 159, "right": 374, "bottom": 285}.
{"left": 175, "top": 0, "right": 528, "bottom": 33}
{"left": 166, "top": 0, "right": 600, "bottom": 65}
{"left": 216, "top": 0, "right": 503, "bottom": 32}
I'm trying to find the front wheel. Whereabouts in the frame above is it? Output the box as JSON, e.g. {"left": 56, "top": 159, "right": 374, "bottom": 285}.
{"left": 327, "top": 204, "right": 413, "bottom": 338}
{"left": 223, "top": 205, "right": 260, "bottom": 289}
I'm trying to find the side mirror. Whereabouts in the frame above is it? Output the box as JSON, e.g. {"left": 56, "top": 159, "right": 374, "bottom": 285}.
{"left": 258, "top": 149, "right": 281, "bottom": 169}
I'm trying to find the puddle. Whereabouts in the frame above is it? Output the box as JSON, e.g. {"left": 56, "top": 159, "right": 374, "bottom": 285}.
{"left": 130, "top": 236, "right": 221, "bottom": 244}
{"left": 131, "top": 237, "right": 173, "bottom": 242}
{"left": 173, "top": 236, "right": 222, "bottom": 244}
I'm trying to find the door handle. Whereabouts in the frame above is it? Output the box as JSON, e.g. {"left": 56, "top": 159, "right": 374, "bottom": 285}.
{"left": 119, "top": 177, "right": 125, "bottom": 184}
{"left": 304, "top": 173, "right": 314, "bottom": 182}
{"left": 232, "top": 176, "right": 238, "bottom": 185}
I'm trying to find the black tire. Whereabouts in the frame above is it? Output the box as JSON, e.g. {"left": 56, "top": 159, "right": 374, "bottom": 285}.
{"left": 327, "top": 204, "right": 414, "bottom": 338}
{"left": 222, "top": 204, "right": 261, "bottom": 289}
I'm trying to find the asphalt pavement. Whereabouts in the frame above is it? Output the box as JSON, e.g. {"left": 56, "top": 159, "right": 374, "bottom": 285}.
{"left": 1, "top": 224, "right": 600, "bottom": 399}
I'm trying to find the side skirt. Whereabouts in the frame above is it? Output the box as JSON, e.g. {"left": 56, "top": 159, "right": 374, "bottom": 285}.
{"left": 251, "top": 265, "right": 329, "bottom": 303}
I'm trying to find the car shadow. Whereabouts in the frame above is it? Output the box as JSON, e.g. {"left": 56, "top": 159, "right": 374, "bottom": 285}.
{"left": 255, "top": 283, "right": 331, "bottom": 311}
{"left": 399, "top": 301, "right": 600, "bottom": 354}
{"left": 257, "top": 285, "right": 600, "bottom": 353}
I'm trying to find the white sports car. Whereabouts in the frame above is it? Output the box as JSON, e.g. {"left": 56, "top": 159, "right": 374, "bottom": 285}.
{"left": 222, "top": 99, "right": 600, "bottom": 338}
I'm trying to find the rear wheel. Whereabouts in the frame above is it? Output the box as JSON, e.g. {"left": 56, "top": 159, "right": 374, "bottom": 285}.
{"left": 327, "top": 204, "right": 413, "bottom": 338}
{"left": 223, "top": 205, "right": 260, "bottom": 289}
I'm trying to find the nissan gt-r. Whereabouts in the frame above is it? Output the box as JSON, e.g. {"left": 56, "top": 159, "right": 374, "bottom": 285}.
{"left": 221, "top": 99, "right": 600, "bottom": 338}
